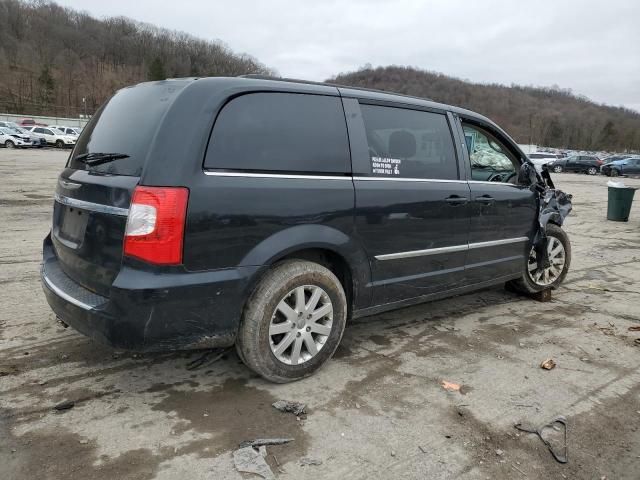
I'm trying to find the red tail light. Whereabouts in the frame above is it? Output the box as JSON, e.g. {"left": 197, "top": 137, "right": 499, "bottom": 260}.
{"left": 124, "top": 186, "right": 189, "bottom": 265}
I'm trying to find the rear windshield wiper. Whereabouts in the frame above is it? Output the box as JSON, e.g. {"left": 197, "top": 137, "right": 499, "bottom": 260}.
{"left": 73, "top": 152, "right": 130, "bottom": 167}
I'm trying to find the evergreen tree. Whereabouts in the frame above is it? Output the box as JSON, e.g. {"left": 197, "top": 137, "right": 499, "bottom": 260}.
{"left": 148, "top": 57, "right": 166, "bottom": 81}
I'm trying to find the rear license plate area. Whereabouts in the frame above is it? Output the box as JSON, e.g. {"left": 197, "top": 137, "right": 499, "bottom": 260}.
{"left": 55, "top": 205, "right": 88, "bottom": 247}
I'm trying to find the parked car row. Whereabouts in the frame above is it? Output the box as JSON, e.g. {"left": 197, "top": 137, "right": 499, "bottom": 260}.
{"left": 0, "top": 120, "right": 83, "bottom": 148}
{"left": 533, "top": 151, "right": 640, "bottom": 177}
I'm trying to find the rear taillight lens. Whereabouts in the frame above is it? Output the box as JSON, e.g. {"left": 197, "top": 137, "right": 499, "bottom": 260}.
{"left": 124, "top": 186, "right": 189, "bottom": 265}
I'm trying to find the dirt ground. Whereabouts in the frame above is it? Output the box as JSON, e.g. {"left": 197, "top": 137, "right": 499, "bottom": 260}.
{"left": 1, "top": 148, "right": 639, "bottom": 480}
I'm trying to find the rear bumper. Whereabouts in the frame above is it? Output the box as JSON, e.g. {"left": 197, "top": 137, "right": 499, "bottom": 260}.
{"left": 41, "top": 234, "right": 258, "bottom": 351}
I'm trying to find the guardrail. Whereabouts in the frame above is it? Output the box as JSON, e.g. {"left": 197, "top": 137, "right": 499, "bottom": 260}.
{"left": 0, "top": 113, "right": 89, "bottom": 128}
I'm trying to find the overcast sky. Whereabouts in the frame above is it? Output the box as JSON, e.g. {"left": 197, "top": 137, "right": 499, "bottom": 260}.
{"left": 58, "top": 0, "right": 640, "bottom": 112}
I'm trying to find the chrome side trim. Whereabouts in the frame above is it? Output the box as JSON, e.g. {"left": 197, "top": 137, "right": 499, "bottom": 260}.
{"left": 204, "top": 171, "right": 352, "bottom": 180}
{"left": 203, "top": 172, "right": 521, "bottom": 186}
{"left": 42, "top": 269, "right": 93, "bottom": 310}
{"left": 353, "top": 176, "right": 465, "bottom": 184}
{"left": 467, "top": 180, "right": 517, "bottom": 186}
{"left": 375, "top": 236, "right": 529, "bottom": 261}
{"left": 54, "top": 193, "right": 129, "bottom": 217}
{"left": 376, "top": 244, "right": 468, "bottom": 261}
{"left": 468, "top": 237, "right": 529, "bottom": 250}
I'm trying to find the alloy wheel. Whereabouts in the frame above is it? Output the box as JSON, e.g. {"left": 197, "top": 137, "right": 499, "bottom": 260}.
{"left": 527, "top": 236, "right": 566, "bottom": 286}
{"left": 553, "top": 166, "right": 562, "bottom": 173}
{"left": 269, "top": 285, "right": 333, "bottom": 365}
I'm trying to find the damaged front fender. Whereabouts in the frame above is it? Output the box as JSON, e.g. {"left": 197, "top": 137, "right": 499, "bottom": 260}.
{"left": 518, "top": 162, "right": 573, "bottom": 270}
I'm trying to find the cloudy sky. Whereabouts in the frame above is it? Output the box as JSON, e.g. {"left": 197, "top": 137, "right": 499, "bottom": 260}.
{"left": 58, "top": 0, "right": 640, "bottom": 112}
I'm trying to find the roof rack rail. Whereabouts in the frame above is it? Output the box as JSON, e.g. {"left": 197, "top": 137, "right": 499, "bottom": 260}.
{"left": 237, "top": 74, "right": 432, "bottom": 102}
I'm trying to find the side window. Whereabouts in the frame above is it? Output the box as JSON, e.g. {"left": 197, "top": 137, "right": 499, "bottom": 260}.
{"left": 34, "top": 128, "right": 43, "bottom": 134}
{"left": 463, "top": 124, "right": 518, "bottom": 182}
{"left": 44, "top": 129, "right": 53, "bottom": 135}
{"left": 205, "top": 92, "right": 349, "bottom": 174}
{"left": 359, "top": 104, "right": 457, "bottom": 180}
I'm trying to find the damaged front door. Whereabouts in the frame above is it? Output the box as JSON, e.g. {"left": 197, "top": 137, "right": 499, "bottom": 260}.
{"left": 457, "top": 120, "right": 538, "bottom": 284}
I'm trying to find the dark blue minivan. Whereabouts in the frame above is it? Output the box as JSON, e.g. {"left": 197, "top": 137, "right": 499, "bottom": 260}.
{"left": 41, "top": 76, "right": 571, "bottom": 382}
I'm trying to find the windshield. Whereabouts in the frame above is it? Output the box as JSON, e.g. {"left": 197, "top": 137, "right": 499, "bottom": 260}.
{"left": 68, "top": 81, "right": 187, "bottom": 176}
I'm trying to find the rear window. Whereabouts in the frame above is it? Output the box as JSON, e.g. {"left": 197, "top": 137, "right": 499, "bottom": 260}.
{"left": 68, "top": 82, "right": 187, "bottom": 176}
{"left": 204, "top": 92, "right": 350, "bottom": 174}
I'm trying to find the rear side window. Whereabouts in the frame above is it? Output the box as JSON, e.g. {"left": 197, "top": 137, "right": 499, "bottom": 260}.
{"left": 205, "top": 93, "right": 349, "bottom": 174}
{"left": 69, "top": 81, "right": 187, "bottom": 176}
{"left": 360, "top": 104, "right": 457, "bottom": 180}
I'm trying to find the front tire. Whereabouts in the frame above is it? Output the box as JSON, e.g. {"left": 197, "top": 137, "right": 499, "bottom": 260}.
{"left": 587, "top": 166, "right": 598, "bottom": 175}
{"left": 236, "top": 259, "right": 347, "bottom": 383}
{"left": 553, "top": 165, "right": 563, "bottom": 173}
{"left": 5, "top": 140, "right": 15, "bottom": 149}
{"left": 610, "top": 169, "right": 619, "bottom": 177}
{"left": 55, "top": 140, "right": 64, "bottom": 148}
{"left": 507, "top": 224, "right": 571, "bottom": 294}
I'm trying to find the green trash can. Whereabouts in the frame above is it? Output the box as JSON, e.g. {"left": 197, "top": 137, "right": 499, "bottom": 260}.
{"left": 607, "top": 186, "right": 636, "bottom": 222}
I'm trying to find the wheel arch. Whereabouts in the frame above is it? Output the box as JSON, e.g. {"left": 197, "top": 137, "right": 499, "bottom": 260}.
{"left": 239, "top": 225, "right": 372, "bottom": 317}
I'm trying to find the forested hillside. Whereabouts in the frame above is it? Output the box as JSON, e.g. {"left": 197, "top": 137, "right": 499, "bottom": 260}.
{"left": 330, "top": 66, "right": 640, "bottom": 151}
{"left": 1, "top": 1, "right": 638, "bottom": 152}
{"left": 0, "top": 0, "right": 271, "bottom": 117}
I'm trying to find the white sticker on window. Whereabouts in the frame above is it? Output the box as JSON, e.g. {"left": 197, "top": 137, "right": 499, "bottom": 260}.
{"left": 371, "top": 156, "right": 401, "bottom": 175}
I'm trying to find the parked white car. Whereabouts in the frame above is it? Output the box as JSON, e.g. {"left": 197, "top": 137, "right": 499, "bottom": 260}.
{"left": 25, "top": 126, "right": 77, "bottom": 148}
{"left": 528, "top": 152, "right": 561, "bottom": 173}
{"left": 0, "top": 127, "right": 34, "bottom": 148}
{"left": 55, "top": 126, "right": 82, "bottom": 136}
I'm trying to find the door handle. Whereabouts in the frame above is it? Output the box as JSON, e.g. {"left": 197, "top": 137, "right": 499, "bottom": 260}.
{"left": 475, "top": 195, "right": 495, "bottom": 205}
{"left": 444, "top": 195, "right": 469, "bottom": 206}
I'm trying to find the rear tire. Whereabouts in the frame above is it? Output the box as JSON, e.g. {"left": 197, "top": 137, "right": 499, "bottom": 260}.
{"left": 236, "top": 260, "right": 347, "bottom": 383}
{"left": 553, "top": 165, "right": 563, "bottom": 173}
{"left": 507, "top": 224, "right": 571, "bottom": 294}
{"left": 610, "top": 169, "right": 619, "bottom": 177}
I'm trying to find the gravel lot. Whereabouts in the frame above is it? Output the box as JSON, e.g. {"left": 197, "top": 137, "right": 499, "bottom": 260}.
{"left": 1, "top": 148, "right": 639, "bottom": 480}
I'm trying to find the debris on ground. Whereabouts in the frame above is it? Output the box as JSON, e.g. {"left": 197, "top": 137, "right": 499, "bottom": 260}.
{"left": 239, "top": 438, "right": 294, "bottom": 449}
{"left": 628, "top": 326, "right": 640, "bottom": 332}
{"left": 495, "top": 449, "right": 504, "bottom": 456}
{"left": 300, "top": 457, "right": 322, "bottom": 466}
{"left": 53, "top": 400, "right": 75, "bottom": 411}
{"left": 433, "top": 325, "right": 459, "bottom": 332}
{"left": 441, "top": 380, "right": 461, "bottom": 392}
{"left": 233, "top": 446, "right": 275, "bottom": 480}
{"left": 540, "top": 359, "right": 556, "bottom": 370}
{"left": 272, "top": 400, "right": 306, "bottom": 416}
{"left": 598, "top": 325, "right": 616, "bottom": 336}
{"left": 185, "top": 348, "right": 228, "bottom": 370}
{"left": 515, "top": 415, "right": 568, "bottom": 463}
{"left": 418, "top": 445, "right": 427, "bottom": 454}
{"left": 531, "top": 289, "right": 552, "bottom": 302}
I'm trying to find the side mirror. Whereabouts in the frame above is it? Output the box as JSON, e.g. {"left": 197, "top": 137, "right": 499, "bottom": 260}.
{"left": 517, "top": 162, "right": 536, "bottom": 186}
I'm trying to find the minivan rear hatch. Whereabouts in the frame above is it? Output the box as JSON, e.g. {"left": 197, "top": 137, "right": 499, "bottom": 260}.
{"left": 51, "top": 80, "right": 188, "bottom": 296}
